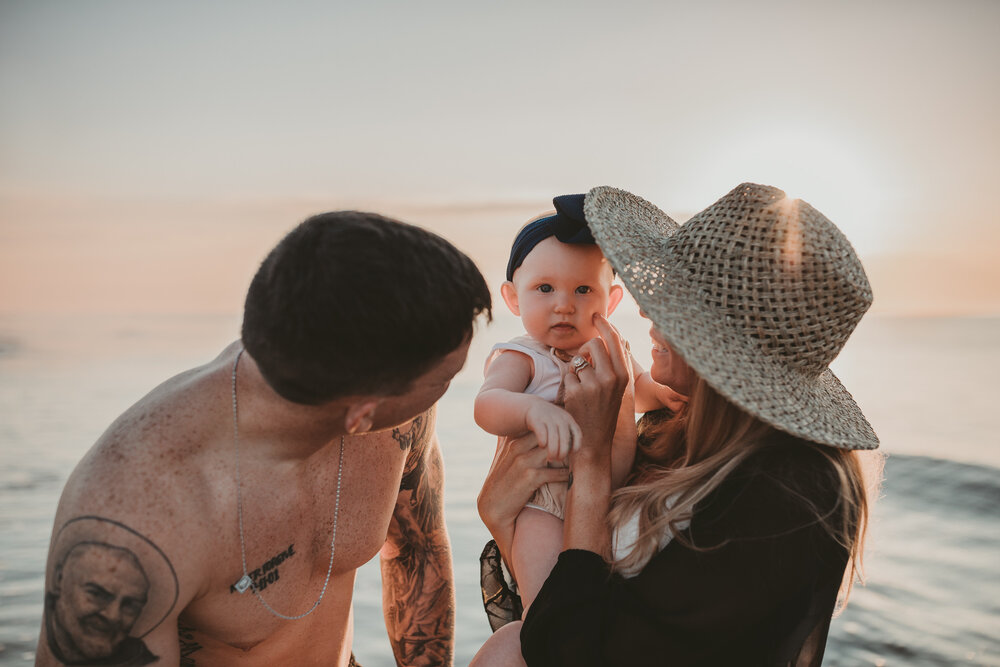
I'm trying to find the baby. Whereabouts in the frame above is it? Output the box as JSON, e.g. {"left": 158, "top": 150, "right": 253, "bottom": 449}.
{"left": 476, "top": 194, "right": 682, "bottom": 613}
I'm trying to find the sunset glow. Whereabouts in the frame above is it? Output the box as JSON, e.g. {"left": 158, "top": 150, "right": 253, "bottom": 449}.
{"left": 1, "top": 1, "right": 997, "bottom": 316}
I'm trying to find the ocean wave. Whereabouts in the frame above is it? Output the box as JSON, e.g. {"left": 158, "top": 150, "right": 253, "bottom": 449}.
{"left": 826, "top": 453, "right": 1000, "bottom": 666}
{"left": 880, "top": 453, "right": 1000, "bottom": 516}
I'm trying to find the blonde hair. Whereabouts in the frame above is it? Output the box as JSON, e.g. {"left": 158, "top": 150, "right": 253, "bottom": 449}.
{"left": 609, "top": 378, "right": 879, "bottom": 604}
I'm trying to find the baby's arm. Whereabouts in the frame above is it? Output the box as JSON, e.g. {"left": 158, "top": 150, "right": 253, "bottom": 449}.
{"left": 633, "top": 353, "right": 667, "bottom": 413}
{"left": 633, "top": 357, "right": 689, "bottom": 414}
{"left": 475, "top": 351, "right": 581, "bottom": 462}
{"left": 606, "top": 355, "right": 647, "bottom": 489}
{"left": 610, "top": 384, "right": 637, "bottom": 490}
{"left": 612, "top": 355, "right": 689, "bottom": 488}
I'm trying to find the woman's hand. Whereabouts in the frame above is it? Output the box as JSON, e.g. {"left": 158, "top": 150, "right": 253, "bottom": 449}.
{"left": 559, "top": 314, "right": 632, "bottom": 557}
{"left": 478, "top": 433, "right": 570, "bottom": 563}
{"left": 562, "top": 314, "right": 631, "bottom": 463}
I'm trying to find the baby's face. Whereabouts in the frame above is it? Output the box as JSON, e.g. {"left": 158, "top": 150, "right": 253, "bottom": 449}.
{"left": 504, "top": 237, "right": 622, "bottom": 355}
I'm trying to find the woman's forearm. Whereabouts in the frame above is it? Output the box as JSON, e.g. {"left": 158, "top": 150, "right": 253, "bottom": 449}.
{"left": 562, "top": 452, "right": 613, "bottom": 558}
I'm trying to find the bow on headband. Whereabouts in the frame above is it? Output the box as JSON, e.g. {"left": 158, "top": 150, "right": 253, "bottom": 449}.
{"left": 505, "top": 194, "right": 594, "bottom": 281}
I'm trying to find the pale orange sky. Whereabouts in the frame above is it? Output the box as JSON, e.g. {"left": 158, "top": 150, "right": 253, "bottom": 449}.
{"left": 1, "top": 0, "right": 998, "bottom": 316}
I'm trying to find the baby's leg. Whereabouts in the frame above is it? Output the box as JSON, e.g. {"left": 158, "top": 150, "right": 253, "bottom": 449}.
{"left": 511, "top": 506, "right": 564, "bottom": 613}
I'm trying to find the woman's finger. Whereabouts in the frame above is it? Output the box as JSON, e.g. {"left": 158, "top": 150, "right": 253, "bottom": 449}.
{"left": 579, "top": 337, "right": 613, "bottom": 381}
{"left": 507, "top": 434, "right": 540, "bottom": 456}
{"left": 578, "top": 325, "right": 628, "bottom": 392}
{"left": 593, "top": 314, "right": 629, "bottom": 378}
{"left": 520, "top": 439, "right": 551, "bottom": 464}
{"left": 563, "top": 364, "right": 582, "bottom": 389}
{"left": 569, "top": 421, "right": 583, "bottom": 452}
{"left": 533, "top": 466, "right": 570, "bottom": 486}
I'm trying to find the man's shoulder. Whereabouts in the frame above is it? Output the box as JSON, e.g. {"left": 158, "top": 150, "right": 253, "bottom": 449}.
{"left": 81, "top": 377, "right": 223, "bottom": 483}
{"left": 56, "top": 427, "right": 223, "bottom": 566}
{"left": 101, "top": 348, "right": 235, "bottom": 458}
{"left": 56, "top": 358, "right": 233, "bottom": 555}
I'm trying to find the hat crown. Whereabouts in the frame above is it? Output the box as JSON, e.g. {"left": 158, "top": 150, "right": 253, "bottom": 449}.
{"left": 668, "top": 183, "right": 872, "bottom": 375}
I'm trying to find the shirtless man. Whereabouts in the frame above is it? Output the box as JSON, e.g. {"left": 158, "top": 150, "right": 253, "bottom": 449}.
{"left": 36, "top": 211, "right": 492, "bottom": 667}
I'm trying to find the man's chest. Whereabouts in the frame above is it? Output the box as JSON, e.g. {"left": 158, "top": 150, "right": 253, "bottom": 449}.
{"left": 179, "top": 434, "right": 410, "bottom": 647}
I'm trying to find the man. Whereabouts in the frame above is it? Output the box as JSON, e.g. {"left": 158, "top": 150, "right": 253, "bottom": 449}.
{"left": 36, "top": 211, "right": 492, "bottom": 666}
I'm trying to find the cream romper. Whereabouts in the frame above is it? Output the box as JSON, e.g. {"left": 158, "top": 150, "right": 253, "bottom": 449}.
{"left": 485, "top": 334, "right": 571, "bottom": 520}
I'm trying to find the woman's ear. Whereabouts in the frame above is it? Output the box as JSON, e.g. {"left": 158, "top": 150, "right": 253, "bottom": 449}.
{"left": 606, "top": 284, "right": 625, "bottom": 315}
{"left": 500, "top": 281, "right": 521, "bottom": 316}
{"left": 344, "top": 399, "right": 379, "bottom": 434}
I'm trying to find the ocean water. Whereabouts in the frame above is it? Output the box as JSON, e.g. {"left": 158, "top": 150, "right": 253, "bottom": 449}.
{"left": 1, "top": 312, "right": 998, "bottom": 666}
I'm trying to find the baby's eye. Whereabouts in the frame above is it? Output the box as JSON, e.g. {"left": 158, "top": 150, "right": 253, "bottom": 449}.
{"left": 575, "top": 286, "right": 593, "bottom": 295}
{"left": 538, "top": 284, "right": 553, "bottom": 293}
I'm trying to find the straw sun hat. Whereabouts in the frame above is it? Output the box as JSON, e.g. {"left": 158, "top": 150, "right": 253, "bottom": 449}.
{"left": 584, "top": 183, "right": 878, "bottom": 450}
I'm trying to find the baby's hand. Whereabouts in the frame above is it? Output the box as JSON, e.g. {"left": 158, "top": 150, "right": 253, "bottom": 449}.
{"left": 634, "top": 370, "right": 688, "bottom": 413}
{"left": 524, "top": 401, "right": 582, "bottom": 463}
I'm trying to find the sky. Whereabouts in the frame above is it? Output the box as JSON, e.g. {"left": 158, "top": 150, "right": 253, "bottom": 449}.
{"left": 1, "top": 0, "right": 998, "bottom": 315}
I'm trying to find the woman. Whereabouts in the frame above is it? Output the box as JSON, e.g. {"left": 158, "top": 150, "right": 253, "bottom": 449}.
{"left": 472, "top": 183, "right": 880, "bottom": 666}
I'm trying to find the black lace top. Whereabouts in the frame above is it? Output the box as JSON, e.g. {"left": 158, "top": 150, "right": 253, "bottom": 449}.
{"left": 520, "top": 437, "right": 852, "bottom": 667}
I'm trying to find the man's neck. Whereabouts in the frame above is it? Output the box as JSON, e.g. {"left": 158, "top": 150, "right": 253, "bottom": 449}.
{"left": 234, "top": 351, "right": 352, "bottom": 462}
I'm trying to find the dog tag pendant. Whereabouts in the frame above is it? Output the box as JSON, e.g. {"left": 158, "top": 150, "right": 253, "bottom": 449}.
{"left": 235, "top": 575, "right": 253, "bottom": 593}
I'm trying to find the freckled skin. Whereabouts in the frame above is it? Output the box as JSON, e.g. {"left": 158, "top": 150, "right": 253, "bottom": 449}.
{"left": 39, "top": 342, "right": 466, "bottom": 666}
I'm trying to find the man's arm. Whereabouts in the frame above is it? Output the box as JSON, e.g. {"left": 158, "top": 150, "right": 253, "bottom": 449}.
{"left": 34, "top": 416, "right": 205, "bottom": 667}
{"left": 36, "top": 508, "right": 184, "bottom": 667}
{"left": 380, "top": 408, "right": 455, "bottom": 667}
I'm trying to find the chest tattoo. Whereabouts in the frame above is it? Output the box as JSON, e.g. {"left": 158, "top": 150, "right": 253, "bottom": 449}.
{"left": 229, "top": 543, "right": 295, "bottom": 594}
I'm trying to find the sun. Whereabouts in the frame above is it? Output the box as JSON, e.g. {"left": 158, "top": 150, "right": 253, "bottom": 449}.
{"left": 694, "top": 122, "right": 890, "bottom": 256}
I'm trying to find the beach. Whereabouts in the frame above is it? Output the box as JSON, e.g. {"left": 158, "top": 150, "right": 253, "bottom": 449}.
{"left": 1, "top": 311, "right": 998, "bottom": 666}
{"left": 3, "top": 1, "right": 999, "bottom": 663}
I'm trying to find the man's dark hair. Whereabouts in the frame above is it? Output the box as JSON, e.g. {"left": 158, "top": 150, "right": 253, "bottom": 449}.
{"left": 242, "top": 211, "right": 492, "bottom": 404}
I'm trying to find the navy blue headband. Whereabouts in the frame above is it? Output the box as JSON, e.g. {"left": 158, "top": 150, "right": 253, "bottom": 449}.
{"left": 505, "top": 193, "right": 594, "bottom": 281}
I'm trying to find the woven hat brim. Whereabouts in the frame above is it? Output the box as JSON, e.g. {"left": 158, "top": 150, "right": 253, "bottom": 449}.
{"left": 585, "top": 186, "right": 878, "bottom": 451}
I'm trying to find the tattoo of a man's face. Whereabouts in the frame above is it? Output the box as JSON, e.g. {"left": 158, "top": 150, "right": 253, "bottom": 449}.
{"left": 44, "top": 516, "right": 177, "bottom": 666}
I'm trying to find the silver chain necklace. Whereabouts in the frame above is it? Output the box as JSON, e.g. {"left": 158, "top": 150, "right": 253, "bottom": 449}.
{"left": 231, "top": 347, "right": 344, "bottom": 620}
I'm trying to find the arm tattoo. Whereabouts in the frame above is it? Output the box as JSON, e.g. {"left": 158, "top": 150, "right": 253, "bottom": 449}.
{"left": 382, "top": 410, "right": 455, "bottom": 666}
{"left": 43, "top": 516, "right": 176, "bottom": 666}
{"left": 393, "top": 413, "right": 428, "bottom": 453}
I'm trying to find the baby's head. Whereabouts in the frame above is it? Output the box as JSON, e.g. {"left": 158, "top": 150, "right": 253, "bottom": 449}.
{"left": 502, "top": 195, "right": 623, "bottom": 355}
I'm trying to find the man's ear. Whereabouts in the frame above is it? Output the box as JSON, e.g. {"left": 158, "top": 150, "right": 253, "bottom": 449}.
{"left": 500, "top": 281, "right": 521, "bottom": 316}
{"left": 606, "top": 283, "right": 625, "bottom": 315}
{"left": 344, "top": 399, "right": 379, "bottom": 435}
